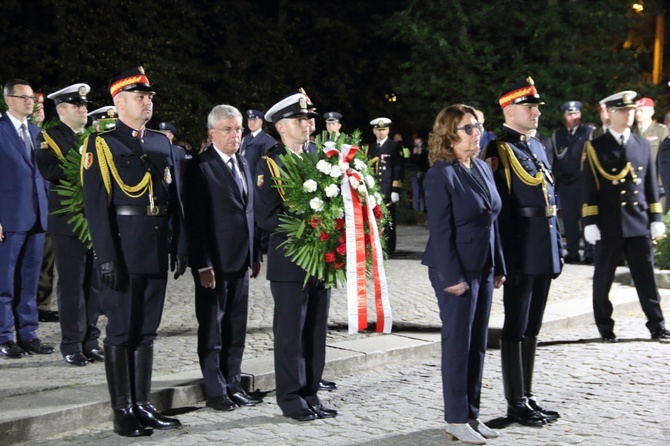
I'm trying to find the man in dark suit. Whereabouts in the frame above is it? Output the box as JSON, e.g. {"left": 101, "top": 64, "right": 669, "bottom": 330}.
{"left": 0, "top": 79, "right": 54, "bottom": 359}
{"left": 82, "top": 67, "right": 188, "bottom": 437}
{"left": 35, "top": 83, "right": 103, "bottom": 367}
{"left": 551, "top": 101, "right": 594, "bottom": 264}
{"left": 240, "top": 109, "right": 275, "bottom": 171}
{"left": 483, "top": 77, "right": 563, "bottom": 427}
{"left": 255, "top": 91, "right": 337, "bottom": 422}
{"left": 583, "top": 90, "right": 670, "bottom": 343}
{"left": 367, "top": 117, "right": 404, "bottom": 255}
{"left": 184, "top": 104, "right": 263, "bottom": 412}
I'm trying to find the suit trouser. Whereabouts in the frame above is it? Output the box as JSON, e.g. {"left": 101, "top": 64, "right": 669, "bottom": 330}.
{"left": 430, "top": 265, "right": 493, "bottom": 423}
{"left": 501, "top": 274, "right": 552, "bottom": 341}
{"left": 557, "top": 180, "right": 582, "bottom": 259}
{"left": 270, "top": 281, "right": 330, "bottom": 415}
{"left": 100, "top": 272, "right": 167, "bottom": 347}
{"left": 52, "top": 234, "right": 100, "bottom": 355}
{"left": 0, "top": 228, "right": 44, "bottom": 343}
{"left": 193, "top": 268, "right": 249, "bottom": 398}
{"left": 593, "top": 236, "right": 665, "bottom": 333}
{"left": 36, "top": 233, "right": 55, "bottom": 311}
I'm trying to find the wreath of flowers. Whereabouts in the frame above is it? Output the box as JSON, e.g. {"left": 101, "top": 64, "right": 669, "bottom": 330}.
{"left": 274, "top": 130, "right": 388, "bottom": 289}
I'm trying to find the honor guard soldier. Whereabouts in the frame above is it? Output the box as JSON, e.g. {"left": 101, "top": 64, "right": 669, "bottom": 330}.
{"left": 254, "top": 91, "right": 338, "bottom": 422}
{"left": 240, "top": 109, "right": 276, "bottom": 171}
{"left": 81, "top": 67, "right": 188, "bottom": 437}
{"left": 582, "top": 90, "right": 670, "bottom": 343}
{"left": 88, "top": 105, "right": 118, "bottom": 132}
{"left": 35, "top": 83, "right": 104, "bottom": 367}
{"left": 633, "top": 97, "right": 669, "bottom": 208}
{"left": 482, "top": 77, "right": 563, "bottom": 427}
{"left": 551, "top": 101, "right": 594, "bottom": 264}
{"left": 323, "top": 111, "right": 342, "bottom": 141}
{"left": 367, "top": 117, "right": 404, "bottom": 255}
{"left": 157, "top": 121, "right": 178, "bottom": 143}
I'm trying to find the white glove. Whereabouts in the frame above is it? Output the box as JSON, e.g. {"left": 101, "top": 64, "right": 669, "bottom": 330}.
{"left": 584, "top": 224, "right": 601, "bottom": 244}
{"left": 651, "top": 221, "right": 666, "bottom": 238}
{"left": 391, "top": 192, "right": 400, "bottom": 203}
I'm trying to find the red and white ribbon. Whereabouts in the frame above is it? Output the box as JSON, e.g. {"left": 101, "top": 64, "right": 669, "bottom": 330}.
{"left": 323, "top": 142, "right": 392, "bottom": 334}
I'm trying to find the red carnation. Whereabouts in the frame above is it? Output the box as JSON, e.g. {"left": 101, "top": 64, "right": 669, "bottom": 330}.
{"left": 333, "top": 262, "right": 345, "bottom": 270}
{"left": 310, "top": 216, "right": 322, "bottom": 228}
{"left": 338, "top": 232, "right": 346, "bottom": 243}
{"left": 324, "top": 252, "right": 336, "bottom": 263}
{"left": 373, "top": 205, "right": 383, "bottom": 220}
{"left": 319, "top": 231, "right": 330, "bottom": 241}
{"left": 334, "top": 218, "right": 345, "bottom": 231}
{"left": 336, "top": 244, "right": 347, "bottom": 255}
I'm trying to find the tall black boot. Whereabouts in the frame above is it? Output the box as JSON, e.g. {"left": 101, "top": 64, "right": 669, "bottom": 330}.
{"left": 501, "top": 340, "right": 546, "bottom": 427}
{"left": 132, "top": 343, "right": 182, "bottom": 430}
{"left": 522, "top": 337, "right": 560, "bottom": 421}
{"left": 104, "top": 345, "right": 151, "bottom": 437}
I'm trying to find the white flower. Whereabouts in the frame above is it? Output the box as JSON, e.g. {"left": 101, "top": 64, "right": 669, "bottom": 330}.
{"left": 357, "top": 185, "right": 367, "bottom": 196}
{"left": 316, "top": 160, "right": 332, "bottom": 175}
{"left": 334, "top": 207, "right": 344, "bottom": 218}
{"left": 323, "top": 141, "right": 337, "bottom": 151}
{"left": 365, "top": 175, "right": 375, "bottom": 188}
{"left": 303, "top": 179, "right": 318, "bottom": 193}
{"left": 349, "top": 176, "right": 360, "bottom": 189}
{"left": 374, "top": 192, "right": 383, "bottom": 203}
{"left": 324, "top": 184, "right": 340, "bottom": 198}
{"left": 368, "top": 195, "right": 377, "bottom": 208}
{"left": 353, "top": 159, "right": 367, "bottom": 172}
{"left": 310, "top": 197, "right": 324, "bottom": 211}
{"left": 330, "top": 165, "right": 343, "bottom": 178}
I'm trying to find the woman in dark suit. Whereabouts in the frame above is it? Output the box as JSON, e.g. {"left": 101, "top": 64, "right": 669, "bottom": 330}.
{"left": 422, "top": 104, "right": 506, "bottom": 445}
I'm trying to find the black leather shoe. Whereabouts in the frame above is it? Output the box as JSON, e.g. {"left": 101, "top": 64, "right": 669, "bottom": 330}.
{"left": 18, "top": 338, "right": 54, "bottom": 354}
{"left": 318, "top": 379, "right": 338, "bottom": 391}
{"left": 134, "top": 403, "right": 182, "bottom": 430}
{"left": 38, "top": 310, "right": 60, "bottom": 322}
{"left": 0, "top": 341, "right": 27, "bottom": 359}
{"left": 582, "top": 257, "right": 593, "bottom": 265}
{"left": 651, "top": 328, "right": 670, "bottom": 341}
{"left": 285, "top": 408, "right": 317, "bottom": 422}
{"left": 230, "top": 391, "right": 263, "bottom": 406}
{"left": 507, "top": 402, "right": 547, "bottom": 427}
{"left": 309, "top": 403, "right": 338, "bottom": 419}
{"left": 64, "top": 352, "right": 88, "bottom": 366}
{"left": 207, "top": 395, "right": 236, "bottom": 411}
{"left": 600, "top": 331, "right": 618, "bottom": 343}
{"left": 85, "top": 347, "right": 105, "bottom": 362}
{"left": 113, "top": 405, "right": 152, "bottom": 437}
{"left": 527, "top": 397, "right": 560, "bottom": 421}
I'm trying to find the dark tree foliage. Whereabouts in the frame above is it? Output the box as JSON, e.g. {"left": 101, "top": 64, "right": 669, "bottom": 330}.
{"left": 0, "top": 0, "right": 667, "bottom": 144}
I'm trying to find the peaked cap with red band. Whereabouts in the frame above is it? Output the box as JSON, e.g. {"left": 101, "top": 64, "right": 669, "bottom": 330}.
{"left": 109, "top": 66, "right": 153, "bottom": 98}
{"left": 498, "top": 76, "right": 544, "bottom": 109}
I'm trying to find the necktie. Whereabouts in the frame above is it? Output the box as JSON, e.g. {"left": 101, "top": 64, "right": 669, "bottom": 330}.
{"left": 620, "top": 134, "right": 626, "bottom": 148}
{"left": 20, "top": 123, "right": 32, "bottom": 157}
{"left": 228, "top": 158, "right": 244, "bottom": 196}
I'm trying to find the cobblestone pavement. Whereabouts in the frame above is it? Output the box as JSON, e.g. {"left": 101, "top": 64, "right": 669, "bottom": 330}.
{"left": 24, "top": 310, "right": 670, "bottom": 446}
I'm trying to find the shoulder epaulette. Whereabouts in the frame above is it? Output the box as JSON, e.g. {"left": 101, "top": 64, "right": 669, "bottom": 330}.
{"left": 41, "top": 129, "right": 65, "bottom": 160}
{"left": 263, "top": 154, "right": 286, "bottom": 201}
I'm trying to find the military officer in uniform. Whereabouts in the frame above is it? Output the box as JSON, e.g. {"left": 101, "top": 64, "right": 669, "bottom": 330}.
{"left": 482, "top": 77, "right": 563, "bottom": 427}
{"left": 240, "top": 109, "right": 275, "bottom": 171}
{"left": 323, "top": 111, "right": 342, "bottom": 141}
{"left": 551, "top": 101, "right": 594, "bottom": 263}
{"left": 254, "top": 91, "right": 337, "bottom": 422}
{"left": 157, "top": 121, "right": 178, "bottom": 143}
{"left": 35, "top": 83, "right": 103, "bottom": 367}
{"left": 82, "top": 67, "right": 188, "bottom": 437}
{"left": 582, "top": 91, "right": 670, "bottom": 343}
{"left": 367, "top": 117, "right": 404, "bottom": 255}
{"left": 88, "top": 106, "right": 118, "bottom": 132}
{"left": 633, "top": 97, "right": 669, "bottom": 209}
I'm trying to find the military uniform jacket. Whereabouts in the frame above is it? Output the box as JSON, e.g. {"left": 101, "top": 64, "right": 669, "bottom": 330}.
{"left": 551, "top": 123, "right": 593, "bottom": 184}
{"left": 240, "top": 130, "right": 275, "bottom": 174}
{"left": 367, "top": 139, "right": 404, "bottom": 201}
{"left": 82, "top": 120, "right": 186, "bottom": 275}
{"left": 482, "top": 126, "right": 562, "bottom": 276}
{"left": 35, "top": 121, "right": 83, "bottom": 236}
{"left": 582, "top": 132, "right": 662, "bottom": 238}
{"left": 254, "top": 144, "right": 316, "bottom": 283}
{"left": 633, "top": 122, "right": 669, "bottom": 186}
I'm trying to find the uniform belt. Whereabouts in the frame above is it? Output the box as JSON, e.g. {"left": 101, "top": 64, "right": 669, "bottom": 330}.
{"left": 516, "top": 206, "right": 557, "bottom": 218}
{"left": 116, "top": 205, "right": 169, "bottom": 217}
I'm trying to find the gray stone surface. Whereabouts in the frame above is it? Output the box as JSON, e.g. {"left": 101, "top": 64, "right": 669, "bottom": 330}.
{"left": 2, "top": 224, "right": 670, "bottom": 445}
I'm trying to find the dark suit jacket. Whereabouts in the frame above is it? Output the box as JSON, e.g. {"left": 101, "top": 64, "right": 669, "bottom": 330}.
{"left": 240, "top": 130, "right": 275, "bottom": 175}
{"left": 583, "top": 131, "right": 662, "bottom": 238}
{"left": 35, "top": 121, "right": 81, "bottom": 236}
{"left": 422, "top": 158, "right": 505, "bottom": 290}
{"left": 0, "top": 113, "right": 48, "bottom": 232}
{"left": 367, "top": 138, "right": 404, "bottom": 201}
{"left": 184, "top": 145, "right": 259, "bottom": 273}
